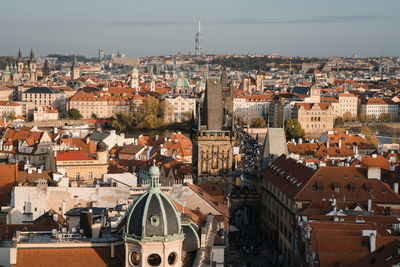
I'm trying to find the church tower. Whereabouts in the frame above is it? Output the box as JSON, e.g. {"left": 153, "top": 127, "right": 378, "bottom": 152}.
{"left": 71, "top": 56, "right": 80, "bottom": 80}
{"left": 309, "top": 71, "right": 320, "bottom": 103}
{"left": 256, "top": 68, "right": 265, "bottom": 92}
{"left": 130, "top": 68, "right": 139, "bottom": 89}
{"left": 125, "top": 163, "right": 184, "bottom": 267}
{"left": 17, "top": 48, "right": 24, "bottom": 74}
{"left": 28, "top": 48, "right": 37, "bottom": 82}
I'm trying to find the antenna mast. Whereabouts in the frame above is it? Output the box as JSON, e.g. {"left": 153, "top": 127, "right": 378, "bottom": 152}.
{"left": 195, "top": 18, "right": 201, "bottom": 57}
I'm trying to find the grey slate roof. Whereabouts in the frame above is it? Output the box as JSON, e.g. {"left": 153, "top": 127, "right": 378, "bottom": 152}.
{"left": 262, "top": 128, "right": 288, "bottom": 169}
{"left": 64, "top": 207, "right": 107, "bottom": 217}
{"left": 25, "top": 86, "right": 59, "bottom": 94}
{"left": 89, "top": 131, "right": 111, "bottom": 142}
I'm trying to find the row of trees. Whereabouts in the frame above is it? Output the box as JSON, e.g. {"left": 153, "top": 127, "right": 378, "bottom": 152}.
{"left": 334, "top": 112, "right": 394, "bottom": 127}
{"left": 67, "top": 96, "right": 193, "bottom": 132}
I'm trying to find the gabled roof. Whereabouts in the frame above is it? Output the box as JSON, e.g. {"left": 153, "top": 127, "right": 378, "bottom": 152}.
{"left": 295, "top": 166, "right": 400, "bottom": 204}
{"left": 262, "top": 155, "right": 315, "bottom": 198}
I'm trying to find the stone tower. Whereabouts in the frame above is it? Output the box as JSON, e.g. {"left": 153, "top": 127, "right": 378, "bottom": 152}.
{"left": 193, "top": 77, "right": 236, "bottom": 193}
{"left": 125, "top": 163, "right": 184, "bottom": 267}
{"left": 130, "top": 67, "right": 139, "bottom": 89}
{"left": 256, "top": 68, "right": 264, "bottom": 92}
{"left": 28, "top": 49, "right": 37, "bottom": 82}
{"left": 71, "top": 56, "right": 80, "bottom": 80}
{"left": 96, "top": 141, "right": 108, "bottom": 164}
{"left": 309, "top": 72, "right": 320, "bottom": 103}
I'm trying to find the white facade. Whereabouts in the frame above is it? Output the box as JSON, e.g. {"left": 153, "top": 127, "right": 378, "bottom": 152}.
{"left": 0, "top": 101, "right": 22, "bottom": 117}
{"left": 33, "top": 106, "right": 59, "bottom": 121}
{"left": 338, "top": 94, "right": 358, "bottom": 116}
{"left": 233, "top": 97, "right": 270, "bottom": 123}
{"left": 9, "top": 184, "right": 131, "bottom": 224}
{"left": 360, "top": 101, "right": 398, "bottom": 119}
{"left": 164, "top": 96, "right": 196, "bottom": 122}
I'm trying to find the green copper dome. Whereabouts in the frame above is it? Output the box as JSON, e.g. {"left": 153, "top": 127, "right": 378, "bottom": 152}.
{"left": 125, "top": 162, "right": 182, "bottom": 242}
{"left": 172, "top": 73, "right": 190, "bottom": 88}
{"left": 149, "top": 163, "right": 160, "bottom": 179}
{"left": 196, "top": 79, "right": 205, "bottom": 88}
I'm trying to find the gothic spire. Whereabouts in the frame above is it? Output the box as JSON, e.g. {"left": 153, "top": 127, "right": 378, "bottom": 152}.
{"left": 29, "top": 48, "right": 35, "bottom": 62}
{"left": 17, "top": 48, "right": 22, "bottom": 62}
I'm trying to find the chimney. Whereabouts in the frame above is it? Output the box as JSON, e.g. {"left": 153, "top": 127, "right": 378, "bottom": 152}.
{"left": 80, "top": 210, "right": 92, "bottom": 238}
{"left": 326, "top": 139, "right": 330, "bottom": 148}
{"left": 111, "top": 242, "right": 115, "bottom": 258}
{"left": 298, "top": 138, "right": 302, "bottom": 144}
{"left": 370, "top": 233, "right": 376, "bottom": 252}
{"left": 368, "top": 198, "right": 372, "bottom": 212}
{"left": 394, "top": 182, "right": 399, "bottom": 194}
{"left": 86, "top": 137, "right": 90, "bottom": 144}
{"left": 338, "top": 139, "right": 342, "bottom": 149}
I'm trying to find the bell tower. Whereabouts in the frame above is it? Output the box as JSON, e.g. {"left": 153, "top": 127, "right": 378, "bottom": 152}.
{"left": 130, "top": 68, "right": 139, "bottom": 89}
{"left": 71, "top": 56, "right": 80, "bottom": 80}
{"left": 28, "top": 48, "right": 37, "bottom": 82}
{"left": 309, "top": 71, "right": 320, "bottom": 103}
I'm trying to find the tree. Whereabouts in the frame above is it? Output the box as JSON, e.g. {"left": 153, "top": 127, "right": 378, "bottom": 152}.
{"left": 251, "top": 117, "right": 266, "bottom": 128}
{"left": 334, "top": 116, "right": 344, "bottom": 128}
{"left": 378, "top": 113, "right": 392, "bottom": 122}
{"left": 361, "top": 125, "right": 378, "bottom": 147}
{"left": 343, "top": 112, "right": 353, "bottom": 122}
{"left": 68, "top": 108, "right": 83, "bottom": 120}
{"left": 112, "top": 112, "right": 136, "bottom": 133}
{"left": 359, "top": 113, "right": 368, "bottom": 123}
{"left": 91, "top": 113, "right": 97, "bottom": 119}
{"left": 284, "top": 119, "right": 305, "bottom": 140}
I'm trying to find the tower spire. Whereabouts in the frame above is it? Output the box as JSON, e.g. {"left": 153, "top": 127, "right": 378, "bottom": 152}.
{"left": 17, "top": 48, "right": 22, "bottom": 62}
{"left": 29, "top": 48, "right": 35, "bottom": 62}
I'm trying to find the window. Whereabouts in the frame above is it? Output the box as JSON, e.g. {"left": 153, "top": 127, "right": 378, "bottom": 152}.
{"left": 168, "top": 252, "right": 177, "bottom": 265}
{"left": 147, "top": 254, "right": 162, "bottom": 266}
{"left": 131, "top": 252, "right": 140, "bottom": 265}
{"left": 76, "top": 172, "right": 80, "bottom": 181}
{"left": 89, "top": 172, "right": 93, "bottom": 180}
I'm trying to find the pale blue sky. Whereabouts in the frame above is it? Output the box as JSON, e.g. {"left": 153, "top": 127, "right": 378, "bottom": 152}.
{"left": 1, "top": 0, "right": 399, "bottom": 57}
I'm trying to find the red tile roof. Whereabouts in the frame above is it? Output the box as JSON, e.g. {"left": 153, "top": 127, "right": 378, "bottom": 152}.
{"left": 56, "top": 151, "right": 95, "bottom": 161}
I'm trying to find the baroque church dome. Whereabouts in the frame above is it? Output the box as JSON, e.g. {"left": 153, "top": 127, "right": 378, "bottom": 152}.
{"left": 172, "top": 72, "right": 190, "bottom": 88}
{"left": 126, "top": 163, "right": 181, "bottom": 241}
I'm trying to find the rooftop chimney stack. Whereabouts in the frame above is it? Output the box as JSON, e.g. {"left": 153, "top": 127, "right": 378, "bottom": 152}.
{"left": 370, "top": 233, "right": 376, "bottom": 252}
{"left": 368, "top": 198, "right": 372, "bottom": 212}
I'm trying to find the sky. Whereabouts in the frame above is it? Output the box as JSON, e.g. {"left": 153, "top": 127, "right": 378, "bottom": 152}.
{"left": 1, "top": 0, "right": 399, "bottom": 58}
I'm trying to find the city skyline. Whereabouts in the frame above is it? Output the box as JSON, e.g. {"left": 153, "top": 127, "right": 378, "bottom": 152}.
{"left": 1, "top": 0, "right": 400, "bottom": 57}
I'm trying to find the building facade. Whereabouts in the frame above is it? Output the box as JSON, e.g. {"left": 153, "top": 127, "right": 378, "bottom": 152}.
{"left": 22, "top": 86, "right": 66, "bottom": 116}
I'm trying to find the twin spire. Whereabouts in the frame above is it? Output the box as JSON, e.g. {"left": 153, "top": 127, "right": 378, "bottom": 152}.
{"left": 17, "top": 48, "right": 35, "bottom": 62}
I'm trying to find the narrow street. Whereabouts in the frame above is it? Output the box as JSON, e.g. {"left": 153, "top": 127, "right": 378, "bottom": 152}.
{"left": 227, "top": 127, "right": 280, "bottom": 267}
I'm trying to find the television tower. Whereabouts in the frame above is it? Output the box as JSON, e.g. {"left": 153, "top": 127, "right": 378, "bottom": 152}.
{"left": 195, "top": 18, "right": 201, "bottom": 56}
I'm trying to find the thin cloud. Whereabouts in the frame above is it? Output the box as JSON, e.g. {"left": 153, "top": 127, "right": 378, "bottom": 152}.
{"left": 224, "top": 15, "right": 387, "bottom": 25}
{"left": 108, "top": 20, "right": 190, "bottom": 27}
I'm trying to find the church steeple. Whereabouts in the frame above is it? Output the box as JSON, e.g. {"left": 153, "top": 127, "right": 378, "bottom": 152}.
{"left": 309, "top": 70, "right": 320, "bottom": 103}
{"left": 29, "top": 48, "right": 35, "bottom": 62}
{"left": 17, "top": 48, "right": 22, "bottom": 62}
